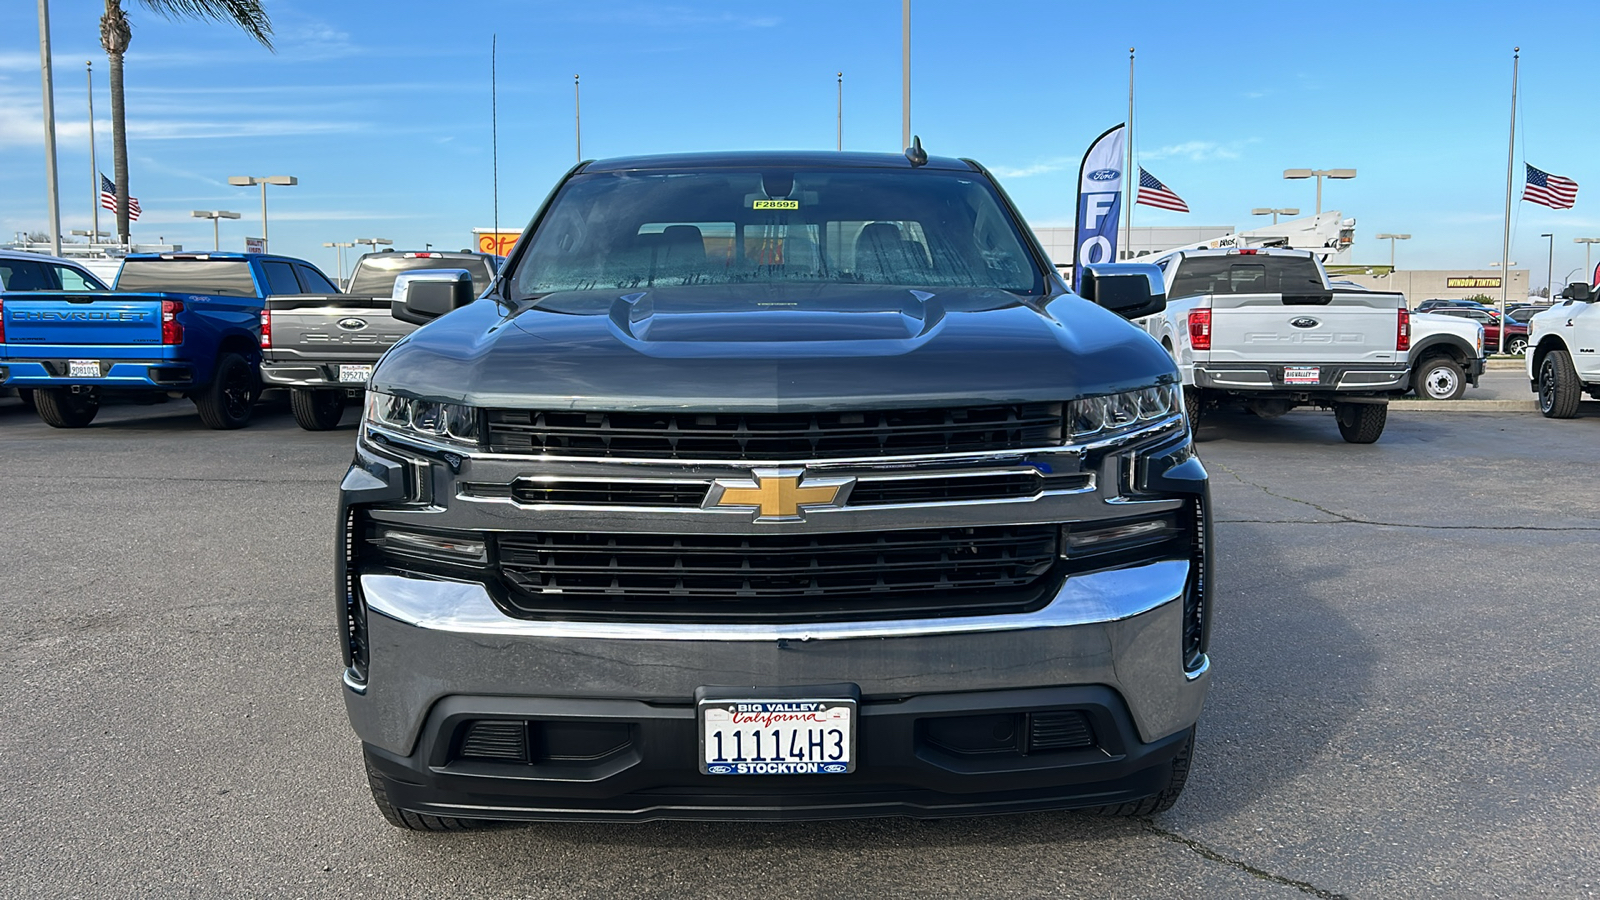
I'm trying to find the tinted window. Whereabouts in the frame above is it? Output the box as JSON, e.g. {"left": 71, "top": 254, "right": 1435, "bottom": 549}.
{"left": 1168, "top": 256, "right": 1326, "bottom": 298}
{"left": 0, "top": 259, "right": 58, "bottom": 291}
{"left": 261, "top": 261, "right": 303, "bottom": 295}
{"left": 295, "top": 264, "right": 339, "bottom": 294}
{"left": 347, "top": 255, "right": 494, "bottom": 296}
{"left": 508, "top": 168, "right": 1043, "bottom": 297}
{"left": 115, "top": 260, "right": 258, "bottom": 297}
{"left": 53, "top": 265, "right": 106, "bottom": 291}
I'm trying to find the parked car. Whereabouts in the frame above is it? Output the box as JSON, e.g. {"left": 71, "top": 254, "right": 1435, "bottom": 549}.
{"left": 1416, "top": 298, "right": 1494, "bottom": 313}
{"left": 0, "top": 251, "right": 337, "bottom": 428}
{"left": 1138, "top": 247, "right": 1410, "bottom": 442}
{"left": 0, "top": 250, "right": 112, "bottom": 408}
{"left": 1429, "top": 306, "right": 1529, "bottom": 354}
{"left": 0, "top": 248, "right": 111, "bottom": 293}
{"left": 260, "top": 250, "right": 502, "bottom": 430}
{"left": 1505, "top": 304, "right": 1549, "bottom": 324}
{"left": 343, "top": 149, "right": 1211, "bottom": 827}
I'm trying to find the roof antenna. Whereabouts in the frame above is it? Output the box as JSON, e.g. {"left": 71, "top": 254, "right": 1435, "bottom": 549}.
{"left": 905, "top": 134, "right": 927, "bottom": 168}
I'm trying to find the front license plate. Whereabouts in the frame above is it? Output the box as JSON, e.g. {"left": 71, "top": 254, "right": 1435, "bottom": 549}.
{"left": 1283, "top": 366, "right": 1321, "bottom": 385}
{"left": 69, "top": 359, "right": 101, "bottom": 378}
{"left": 338, "top": 364, "right": 373, "bottom": 383}
{"left": 699, "top": 698, "right": 856, "bottom": 775}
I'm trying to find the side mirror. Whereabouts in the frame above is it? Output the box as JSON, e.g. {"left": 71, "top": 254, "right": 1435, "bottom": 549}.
{"left": 1079, "top": 263, "right": 1167, "bottom": 319}
{"left": 1562, "top": 282, "right": 1592, "bottom": 302}
{"left": 392, "top": 269, "right": 475, "bottom": 325}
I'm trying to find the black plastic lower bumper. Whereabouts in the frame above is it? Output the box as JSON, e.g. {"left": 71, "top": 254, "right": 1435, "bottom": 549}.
{"left": 362, "top": 685, "right": 1193, "bottom": 822}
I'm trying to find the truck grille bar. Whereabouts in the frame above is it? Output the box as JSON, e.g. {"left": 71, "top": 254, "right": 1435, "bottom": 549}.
{"left": 483, "top": 403, "right": 1063, "bottom": 460}
{"left": 494, "top": 525, "right": 1059, "bottom": 619}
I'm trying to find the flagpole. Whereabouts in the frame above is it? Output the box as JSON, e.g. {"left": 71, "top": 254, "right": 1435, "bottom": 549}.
{"left": 1123, "top": 48, "right": 1134, "bottom": 261}
{"left": 88, "top": 60, "right": 98, "bottom": 243}
{"left": 1498, "top": 47, "right": 1519, "bottom": 355}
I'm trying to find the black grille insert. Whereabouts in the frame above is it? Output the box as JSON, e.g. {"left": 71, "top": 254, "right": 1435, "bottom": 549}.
{"left": 494, "top": 525, "right": 1060, "bottom": 620}
{"left": 459, "top": 720, "right": 528, "bottom": 762}
{"left": 1027, "top": 711, "right": 1095, "bottom": 752}
{"left": 484, "top": 403, "right": 1064, "bottom": 460}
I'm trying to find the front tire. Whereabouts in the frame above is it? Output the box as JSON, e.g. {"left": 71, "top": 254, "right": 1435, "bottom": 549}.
{"left": 1183, "top": 387, "right": 1204, "bottom": 432}
{"left": 193, "top": 352, "right": 257, "bottom": 430}
{"left": 1090, "top": 726, "right": 1195, "bottom": 817}
{"left": 289, "top": 388, "right": 345, "bottom": 431}
{"left": 1335, "top": 402, "right": 1387, "bottom": 444}
{"left": 1413, "top": 357, "right": 1466, "bottom": 401}
{"left": 1537, "top": 349, "right": 1582, "bottom": 418}
{"left": 364, "top": 752, "right": 486, "bottom": 832}
{"left": 34, "top": 387, "right": 100, "bottom": 428}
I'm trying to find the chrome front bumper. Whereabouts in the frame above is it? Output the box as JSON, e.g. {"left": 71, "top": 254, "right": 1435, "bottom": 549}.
{"left": 345, "top": 559, "right": 1210, "bottom": 756}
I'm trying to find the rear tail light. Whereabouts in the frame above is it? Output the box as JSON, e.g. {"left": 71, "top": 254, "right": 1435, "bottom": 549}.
{"left": 0, "top": 298, "right": 6, "bottom": 343}
{"left": 1396, "top": 309, "right": 1410, "bottom": 352}
{"left": 260, "top": 309, "right": 272, "bottom": 348}
{"left": 1188, "top": 309, "right": 1212, "bottom": 350}
{"left": 161, "top": 299, "right": 184, "bottom": 345}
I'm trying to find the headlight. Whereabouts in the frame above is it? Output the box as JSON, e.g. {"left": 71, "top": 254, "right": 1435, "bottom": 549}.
{"left": 1066, "top": 385, "right": 1182, "bottom": 442}
{"left": 364, "top": 390, "right": 480, "bottom": 447}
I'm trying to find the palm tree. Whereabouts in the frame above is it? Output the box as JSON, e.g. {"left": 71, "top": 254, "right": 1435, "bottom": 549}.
{"left": 100, "top": 1, "right": 273, "bottom": 244}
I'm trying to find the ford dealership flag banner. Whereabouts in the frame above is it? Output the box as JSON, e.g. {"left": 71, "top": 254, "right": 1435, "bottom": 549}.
{"left": 1072, "top": 124, "right": 1126, "bottom": 291}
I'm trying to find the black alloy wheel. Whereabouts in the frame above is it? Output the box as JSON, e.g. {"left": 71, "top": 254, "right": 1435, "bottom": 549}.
{"left": 193, "top": 352, "right": 258, "bottom": 430}
{"left": 1537, "top": 349, "right": 1582, "bottom": 418}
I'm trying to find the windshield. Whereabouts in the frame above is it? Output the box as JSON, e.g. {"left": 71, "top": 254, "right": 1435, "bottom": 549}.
{"left": 348, "top": 255, "right": 495, "bottom": 296}
{"left": 508, "top": 168, "right": 1043, "bottom": 298}
{"left": 1168, "top": 256, "right": 1326, "bottom": 298}
{"left": 114, "top": 260, "right": 257, "bottom": 297}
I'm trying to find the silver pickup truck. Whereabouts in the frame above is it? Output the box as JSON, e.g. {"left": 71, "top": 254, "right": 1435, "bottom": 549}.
{"left": 1138, "top": 248, "right": 1411, "bottom": 443}
{"left": 260, "top": 251, "right": 500, "bottom": 429}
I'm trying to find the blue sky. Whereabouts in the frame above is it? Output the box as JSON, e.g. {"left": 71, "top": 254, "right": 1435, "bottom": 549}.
{"left": 3, "top": 0, "right": 1598, "bottom": 288}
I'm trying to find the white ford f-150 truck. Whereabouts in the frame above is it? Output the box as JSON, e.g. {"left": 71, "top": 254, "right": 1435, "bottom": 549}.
{"left": 1137, "top": 248, "right": 1412, "bottom": 443}
{"left": 1528, "top": 281, "right": 1600, "bottom": 417}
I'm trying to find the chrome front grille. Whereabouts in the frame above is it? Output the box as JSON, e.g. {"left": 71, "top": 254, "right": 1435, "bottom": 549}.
{"left": 493, "top": 525, "right": 1060, "bottom": 620}
{"left": 482, "top": 403, "right": 1064, "bottom": 460}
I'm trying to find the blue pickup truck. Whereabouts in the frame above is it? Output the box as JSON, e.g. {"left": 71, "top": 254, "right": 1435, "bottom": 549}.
{"left": 0, "top": 251, "right": 338, "bottom": 429}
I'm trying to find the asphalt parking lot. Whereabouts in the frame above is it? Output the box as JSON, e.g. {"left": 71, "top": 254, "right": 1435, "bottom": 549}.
{"left": 2, "top": 393, "right": 1597, "bottom": 899}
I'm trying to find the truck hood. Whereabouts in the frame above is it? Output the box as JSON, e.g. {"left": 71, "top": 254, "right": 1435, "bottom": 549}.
{"left": 369, "top": 284, "right": 1176, "bottom": 410}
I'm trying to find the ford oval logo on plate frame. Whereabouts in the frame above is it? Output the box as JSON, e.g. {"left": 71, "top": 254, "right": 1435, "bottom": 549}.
{"left": 1087, "top": 169, "right": 1120, "bottom": 182}
{"left": 337, "top": 317, "right": 368, "bottom": 331}
{"left": 1289, "top": 317, "right": 1320, "bottom": 329}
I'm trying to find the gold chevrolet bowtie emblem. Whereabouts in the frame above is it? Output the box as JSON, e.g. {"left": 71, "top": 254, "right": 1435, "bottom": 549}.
{"left": 706, "top": 468, "right": 854, "bottom": 521}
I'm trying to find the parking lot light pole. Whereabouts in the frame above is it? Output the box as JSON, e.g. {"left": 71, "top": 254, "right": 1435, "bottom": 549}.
{"left": 191, "top": 210, "right": 240, "bottom": 250}
{"left": 1282, "top": 169, "right": 1356, "bottom": 216}
{"left": 1541, "top": 233, "right": 1554, "bottom": 299}
{"left": 1251, "top": 207, "right": 1299, "bottom": 225}
{"left": 227, "top": 175, "right": 298, "bottom": 252}
{"left": 354, "top": 238, "right": 392, "bottom": 256}
{"left": 1374, "top": 233, "right": 1410, "bottom": 269}
{"left": 1574, "top": 237, "right": 1600, "bottom": 286}
{"left": 323, "top": 241, "right": 354, "bottom": 284}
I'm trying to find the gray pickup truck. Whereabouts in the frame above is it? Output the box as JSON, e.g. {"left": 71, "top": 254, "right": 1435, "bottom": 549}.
{"left": 340, "top": 149, "right": 1212, "bottom": 827}
{"left": 260, "top": 251, "right": 500, "bottom": 430}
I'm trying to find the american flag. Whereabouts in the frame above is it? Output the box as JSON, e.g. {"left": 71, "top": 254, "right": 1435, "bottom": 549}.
{"left": 1136, "top": 167, "right": 1189, "bottom": 213}
{"left": 1523, "top": 164, "right": 1578, "bottom": 210}
{"left": 99, "top": 174, "right": 142, "bottom": 221}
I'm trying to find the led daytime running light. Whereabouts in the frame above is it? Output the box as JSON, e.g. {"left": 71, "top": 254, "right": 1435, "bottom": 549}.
{"left": 1066, "top": 385, "right": 1182, "bottom": 441}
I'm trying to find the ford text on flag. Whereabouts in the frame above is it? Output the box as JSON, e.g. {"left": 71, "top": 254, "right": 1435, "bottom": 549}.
{"left": 1523, "top": 164, "right": 1578, "bottom": 210}
{"left": 1072, "top": 124, "right": 1125, "bottom": 290}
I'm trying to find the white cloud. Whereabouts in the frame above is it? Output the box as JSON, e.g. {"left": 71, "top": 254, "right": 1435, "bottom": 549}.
{"left": 1141, "top": 141, "right": 1243, "bottom": 162}
{"left": 990, "top": 157, "right": 1077, "bottom": 179}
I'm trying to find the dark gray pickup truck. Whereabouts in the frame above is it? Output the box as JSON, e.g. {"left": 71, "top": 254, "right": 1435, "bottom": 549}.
{"left": 340, "top": 150, "right": 1212, "bottom": 827}
{"left": 260, "top": 251, "right": 500, "bottom": 429}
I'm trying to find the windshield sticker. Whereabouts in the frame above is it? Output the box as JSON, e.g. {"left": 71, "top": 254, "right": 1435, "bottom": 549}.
{"left": 752, "top": 199, "right": 799, "bottom": 210}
